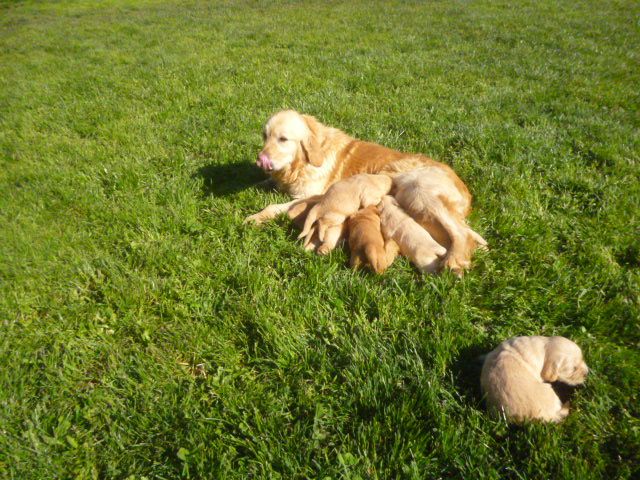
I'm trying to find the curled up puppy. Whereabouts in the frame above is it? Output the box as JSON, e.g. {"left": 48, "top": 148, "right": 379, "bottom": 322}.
{"left": 298, "top": 174, "right": 393, "bottom": 255}
{"left": 480, "top": 336, "right": 589, "bottom": 423}
{"left": 347, "top": 206, "right": 399, "bottom": 273}
{"left": 378, "top": 195, "right": 446, "bottom": 274}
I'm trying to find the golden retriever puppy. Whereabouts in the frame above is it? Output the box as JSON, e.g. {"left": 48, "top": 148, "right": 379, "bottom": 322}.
{"left": 347, "top": 206, "right": 399, "bottom": 273}
{"left": 392, "top": 167, "right": 488, "bottom": 275}
{"left": 480, "top": 336, "right": 589, "bottom": 423}
{"left": 298, "top": 174, "right": 392, "bottom": 255}
{"left": 378, "top": 196, "right": 447, "bottom": 274}
{"left": 245, "top": 110, "right": 482, "bottom": 273}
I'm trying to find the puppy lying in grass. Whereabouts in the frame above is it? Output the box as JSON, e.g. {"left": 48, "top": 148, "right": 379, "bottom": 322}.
{"left": 481, "top": 336, "right": 589, "bottom": 423}
{"left": 298, "top": 173, "right": 392, "bottom": 255}
{"left": 347, "top": 206, "right": 399, "bottom": 273}
{"left": 378, "top": 195, "right": 447, "bottom": 274}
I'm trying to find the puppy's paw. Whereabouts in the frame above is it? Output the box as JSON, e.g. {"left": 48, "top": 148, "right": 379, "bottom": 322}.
{"left": 550, "top": 405, "right": 570, "bottom": 423}
{"left": 317, "top": 244, "right": 332, "bottom": 255}
{"left": 301, "top": 226, "right": 321, "bottom": 252}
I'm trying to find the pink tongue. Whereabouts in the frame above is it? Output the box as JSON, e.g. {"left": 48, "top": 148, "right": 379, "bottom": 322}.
{"left": 257, "top": 154, "right": 273, "bottom": 170}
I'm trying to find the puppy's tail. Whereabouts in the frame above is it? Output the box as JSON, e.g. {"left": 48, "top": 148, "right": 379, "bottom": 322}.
{"left": 298, "top": 204, "right": 319, "bottom": 240}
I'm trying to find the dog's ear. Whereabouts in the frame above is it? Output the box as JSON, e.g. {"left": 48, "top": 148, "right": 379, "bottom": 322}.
{"left": 541, "top": 355, "right": 563, "bottom": 382}
{"left": 300, "top": 115, "right": 324, "bottom": 167}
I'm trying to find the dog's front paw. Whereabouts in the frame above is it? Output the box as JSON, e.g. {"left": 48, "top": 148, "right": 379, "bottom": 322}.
{"left": 243, "top": 213, "right": 266, "bottom": 225}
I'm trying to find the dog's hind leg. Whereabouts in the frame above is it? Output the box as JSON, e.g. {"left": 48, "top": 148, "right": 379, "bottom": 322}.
{"left": 419, "top": 196, "right": 475, "bottom": 276}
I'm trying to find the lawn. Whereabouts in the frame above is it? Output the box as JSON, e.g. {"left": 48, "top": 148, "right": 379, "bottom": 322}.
{"left": 1, "top": 0, "right": 639, "bottom": 478}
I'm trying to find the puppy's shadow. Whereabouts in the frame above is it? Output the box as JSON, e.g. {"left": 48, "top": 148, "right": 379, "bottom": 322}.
{"left": 450, "top": 343, "right": 491, "bottom": 407}
{"left": 550, "top": 381, "right": 581, "bottom": 405}
{"left": 194, "top": 161, "right": 268, "bottom": 197}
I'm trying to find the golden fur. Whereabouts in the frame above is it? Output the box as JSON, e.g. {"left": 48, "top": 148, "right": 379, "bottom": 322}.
{"left": 245, "top": 110, "right": 485, "bottom": 274}
{"left": 298, "top": 174, "right": 392, "bottom": 255}
{"left": 392, "top": 168, "right": 487, "bottom": 275}
{"left": 347, "top": 206, "right": 399, "bottom": 274}
{"left": 378, "top": 196, "right": 447, "bottom": 274}
{"left": 480, "top": 336, "right": 589, "bottom": 423}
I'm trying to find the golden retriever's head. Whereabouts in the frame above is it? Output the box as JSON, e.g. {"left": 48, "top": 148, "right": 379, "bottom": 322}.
{"left": 257, "top": 110, "right": 323, "bottom": 172}
{"left": 541, "top": 336, "right": 589, "bottom": 385}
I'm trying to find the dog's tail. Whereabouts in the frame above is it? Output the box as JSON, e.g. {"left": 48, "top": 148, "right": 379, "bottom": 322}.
{"left": 298, "top": 204, "right": 319, "bottom": 240}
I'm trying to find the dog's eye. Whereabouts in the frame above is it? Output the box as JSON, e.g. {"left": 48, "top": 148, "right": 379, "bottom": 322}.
{"left": 278, "top": 137, "right": 288, "bottom": 142}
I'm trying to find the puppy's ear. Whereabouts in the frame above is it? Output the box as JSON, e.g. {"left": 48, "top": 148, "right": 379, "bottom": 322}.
{"left": 541, "top": 356, "right": 563, "bottom": 382}
{"left": 300, "top": 115, "right": 324, "bottom": 167}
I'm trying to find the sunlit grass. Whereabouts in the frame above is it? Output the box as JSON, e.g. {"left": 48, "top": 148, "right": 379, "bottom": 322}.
{"left": 1, "top": 1, "right": 638, "bottom": 478}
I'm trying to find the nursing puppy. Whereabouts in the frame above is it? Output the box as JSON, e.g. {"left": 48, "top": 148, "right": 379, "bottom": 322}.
{"left": 347, "top": 206, "right": 399, "bottom": 273}
{"left": 378, "top": 196, "right": 446, "bottom": 274}
{"left": 298, "top": 174, "right": 392, "bottom": 255}
{"left": 480, "top": 336, "right": 589, "bottom": 423}
{"left": 245, "top": 110, "right": 481, "bottom": 274}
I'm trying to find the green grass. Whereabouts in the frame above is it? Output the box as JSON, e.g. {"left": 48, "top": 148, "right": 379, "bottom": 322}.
{"left": 1, "top": 0, "right": 639, "bottom": 478}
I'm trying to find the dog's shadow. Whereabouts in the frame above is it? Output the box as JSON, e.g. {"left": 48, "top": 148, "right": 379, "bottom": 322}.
{"left": 194, "top": 161, "right": 268, "bottom": 197}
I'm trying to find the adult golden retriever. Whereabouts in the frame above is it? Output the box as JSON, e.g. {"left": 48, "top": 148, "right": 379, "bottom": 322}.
{"left": 245, "top": 110, "right": 485, "bottom": 274}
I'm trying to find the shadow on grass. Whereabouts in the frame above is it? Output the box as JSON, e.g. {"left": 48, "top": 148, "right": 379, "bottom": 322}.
{"left": 194, "top": 161, "right": 269, "bottom": 197}
{"left": 451, "top": 343, "right": 489, "bottom": 408}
